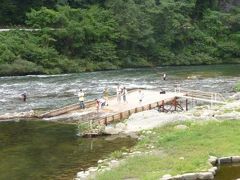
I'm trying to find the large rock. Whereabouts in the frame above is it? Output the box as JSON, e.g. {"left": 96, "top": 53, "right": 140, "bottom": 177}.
{"left": 174, "top": 125, "right": 188, "bottom": 130}
{"left": 208, "top": 156, "right": 217, "bottom": 165}
{"left": 181, "top": 173, "right": 198, "bottom": 180}
{"left": 104, "top": 125, "right": 122, "bottom": 135}
{"left": 161, "top": 174, "right": 172, "bottom": 180}
{"left": 230, "top": 92, "right": 240, "bottom": 100}
{"left": 125, "top": 110, "right": 191, "bottom": 133}
{"left": 215, "top": 112, "right": 240, "bottom": 120}
{"left": 197, "top": 172, "right": 214, "bottom": 179}
{"left": 222, "top": 101, "right": 240, "bottom": 110}
{"left": 115, "top": 122, "right": 127, "bottom": 131}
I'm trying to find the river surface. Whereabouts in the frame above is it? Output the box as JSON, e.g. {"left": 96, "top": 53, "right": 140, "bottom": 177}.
{"left": 0, "top": 64, "right": 239, "bottom": 115}
{"left": 0, "top": 121, "right": 136, "bottom": 180}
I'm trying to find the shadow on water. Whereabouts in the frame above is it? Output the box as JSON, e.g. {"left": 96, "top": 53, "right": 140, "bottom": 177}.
{"left": 214, "top": 164, "right": 240, "bottom": 180}
{"left": 0, "top": 120, "right": 136, "bottom": 180}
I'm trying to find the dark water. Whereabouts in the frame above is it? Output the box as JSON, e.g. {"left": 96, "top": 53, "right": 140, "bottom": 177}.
{"left": 0, "top": 64, "right": 239, "bottom": 114}
{"left": 215, "top": 165, "right": 240, "bottom": 180}
{"left": 0, "top": 121, "right": 136, "bottom": 180}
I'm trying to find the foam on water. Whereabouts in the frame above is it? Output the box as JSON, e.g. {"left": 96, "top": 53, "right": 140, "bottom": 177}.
{"left": 0, "top": 65, "right": 239, "bottom": 114}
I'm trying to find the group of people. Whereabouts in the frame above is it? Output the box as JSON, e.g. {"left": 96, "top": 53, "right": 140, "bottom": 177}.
{"left": 77, "top": 73, "right": 167, "bottom": 110}
{"left": 116, "top": 85, "right": 128, "bottom": 103}
{"left": 77, "top": 85, "right": 130, "bottom": 111}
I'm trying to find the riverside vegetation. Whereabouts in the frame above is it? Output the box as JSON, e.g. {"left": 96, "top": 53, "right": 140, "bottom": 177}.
{"left": 96, "top": 120, "right": 240, "bottom": 180}
{"left": 0, "top": 0, "right": 240, "bottom": 76}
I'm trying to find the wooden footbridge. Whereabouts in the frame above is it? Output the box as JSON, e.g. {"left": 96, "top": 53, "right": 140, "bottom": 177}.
{"left": 39, "top": 87, "right": 226, "bottom": 125}
{"left": 40, "top": 90, "right": 186, "bottom": 124}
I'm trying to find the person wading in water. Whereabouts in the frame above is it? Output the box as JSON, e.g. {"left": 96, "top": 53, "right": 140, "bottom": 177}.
{"left": 21, "top": 93, "right": 27, "bottom": 102}
{"left": 163, "top": 73, "right": 167, "bottom": 81}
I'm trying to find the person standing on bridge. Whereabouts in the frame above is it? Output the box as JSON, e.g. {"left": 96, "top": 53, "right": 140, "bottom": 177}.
{"left": 78, "top": 89, "right": 85, "bottom": 109}
{"left": 122, "top": 87, "right": 128, "bottom": 103}
{"left": 103, "top": 87, "right": 109, "bottom": 106}
{"left": 116, "top": 85, "right": 121, "bottom": 103}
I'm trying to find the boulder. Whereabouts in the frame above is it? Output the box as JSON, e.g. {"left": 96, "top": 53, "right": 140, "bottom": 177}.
{"left": 232, "top": 156, "right": 240, "bottom": 163}
{"left": 181, "top": 173, "right": 198, "bottom": 180}
{"left": 88, "top": 167, "right": 98, "bottom": 173}
{"left": 98, "top": 159, "right": 103, "bottom": 164}
{"left": 219, "top": 157, "right": 232, "bottom": 164}
{"left": 104, "top": 126, "right": 121, "bottom": 135}
{"left": 208, "top": 156, "right": 217, "bottom": 165}
{"left": 230, "top": 92, "right": 240, "bottom": 101}
{"left": 208, "top": 167, "right": 217, "bottom": 175}
{"left": 162, "top": 174, "right": 172, "bottom": 180}
{"left": 174, "top": 125, "right": 188, "bottom": 130}
{"left": 115, "top": 122, "right": 127, "bottom": 131}
{"left": 197, "top": 172, "right": 214, "bottom": 179}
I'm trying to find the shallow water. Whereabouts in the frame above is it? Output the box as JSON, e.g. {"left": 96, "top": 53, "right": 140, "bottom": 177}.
{"left": 214, "top": 164, "right": 240, "bottom": 180}
{"left": 0, "top": 64, "right": 239, "bottom": 114}
{"left": 0, "top": 121, "right": 136, "bottom": 180}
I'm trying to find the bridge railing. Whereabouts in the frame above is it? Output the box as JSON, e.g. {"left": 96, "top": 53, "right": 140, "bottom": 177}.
{"left": 174, "top": 85, "right": 226, "bottom": 103}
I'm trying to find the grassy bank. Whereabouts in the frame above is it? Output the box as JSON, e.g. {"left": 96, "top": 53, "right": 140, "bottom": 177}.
{"left": 96, "top": 120, "right": 240, "bottom": 180}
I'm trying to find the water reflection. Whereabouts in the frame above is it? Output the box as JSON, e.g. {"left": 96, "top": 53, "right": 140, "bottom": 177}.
{"left": 0, "top": 121, "right": 136, "bottom": 180}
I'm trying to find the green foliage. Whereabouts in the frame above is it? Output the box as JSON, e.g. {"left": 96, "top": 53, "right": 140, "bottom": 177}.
{"left": 0, "top": 0, "right": 240, "bottom": 76}
{"left": 26, "top": 7, "right": 66, "bottom": 28}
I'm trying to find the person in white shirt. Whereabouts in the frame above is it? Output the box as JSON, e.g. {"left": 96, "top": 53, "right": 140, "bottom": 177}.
{"left": 163, "top": 73, "right": 167, "bottom": 80}
{"left": 116, "top": 85, "right": 121, "bottom": 103}
{"left": 122, "top": 87, "right": 127, "bottom": 103}
{"left": 78, "top": 89, "right": 85, "bottom": 109}
{"left": 99, "top": 98, "right": 106, "bottom": 108}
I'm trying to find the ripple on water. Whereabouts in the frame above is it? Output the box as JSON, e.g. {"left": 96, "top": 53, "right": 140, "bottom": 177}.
{"left": 0, "top": 65, "right": 239, "bottom": 114}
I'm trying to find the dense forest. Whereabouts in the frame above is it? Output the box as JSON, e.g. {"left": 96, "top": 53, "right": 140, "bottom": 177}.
{"left": 0, "top": 0, "right": 239, "bottom": 75}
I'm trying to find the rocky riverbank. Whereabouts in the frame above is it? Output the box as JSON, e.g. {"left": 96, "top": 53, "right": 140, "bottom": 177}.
{"left": 103, "top": 97, "right": 240, "bottom": 135}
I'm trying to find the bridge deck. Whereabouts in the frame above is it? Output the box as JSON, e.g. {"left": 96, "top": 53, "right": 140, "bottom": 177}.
{"left": 43, "top": 90, "right": 185, "bottom": 124}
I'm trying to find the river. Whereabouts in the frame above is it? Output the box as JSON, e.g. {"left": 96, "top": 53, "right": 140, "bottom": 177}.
{"left": 0, "top": 64, "right": 239, "bottom": 115}
{"left": 0, "top": 65, "right": 240, "bottom": 179}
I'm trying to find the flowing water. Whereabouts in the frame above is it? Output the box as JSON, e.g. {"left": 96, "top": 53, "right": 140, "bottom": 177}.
{"left": 0, "top": 64, "right": 240, "bottom": 179}
{"left": 0, "top": 121, "right": 136, "bottom": 180}
{"left": 0, "top": 64, "right": 239, "bottom": 115}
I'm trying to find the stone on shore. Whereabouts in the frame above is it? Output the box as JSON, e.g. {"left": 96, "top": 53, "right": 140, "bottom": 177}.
{"left": 174, "top": 125, "right": 188, "bottom": 130}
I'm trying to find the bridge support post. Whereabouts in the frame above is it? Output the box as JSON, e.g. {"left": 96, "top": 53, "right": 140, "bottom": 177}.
{"left": 162, "top": 100, "right": 165, "bottom": 112}
{"left": 104, "top": 117, "right": 107, "bottom": 125}
{"left": 174, "top": 98, "right": 177, "bottom": 111}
